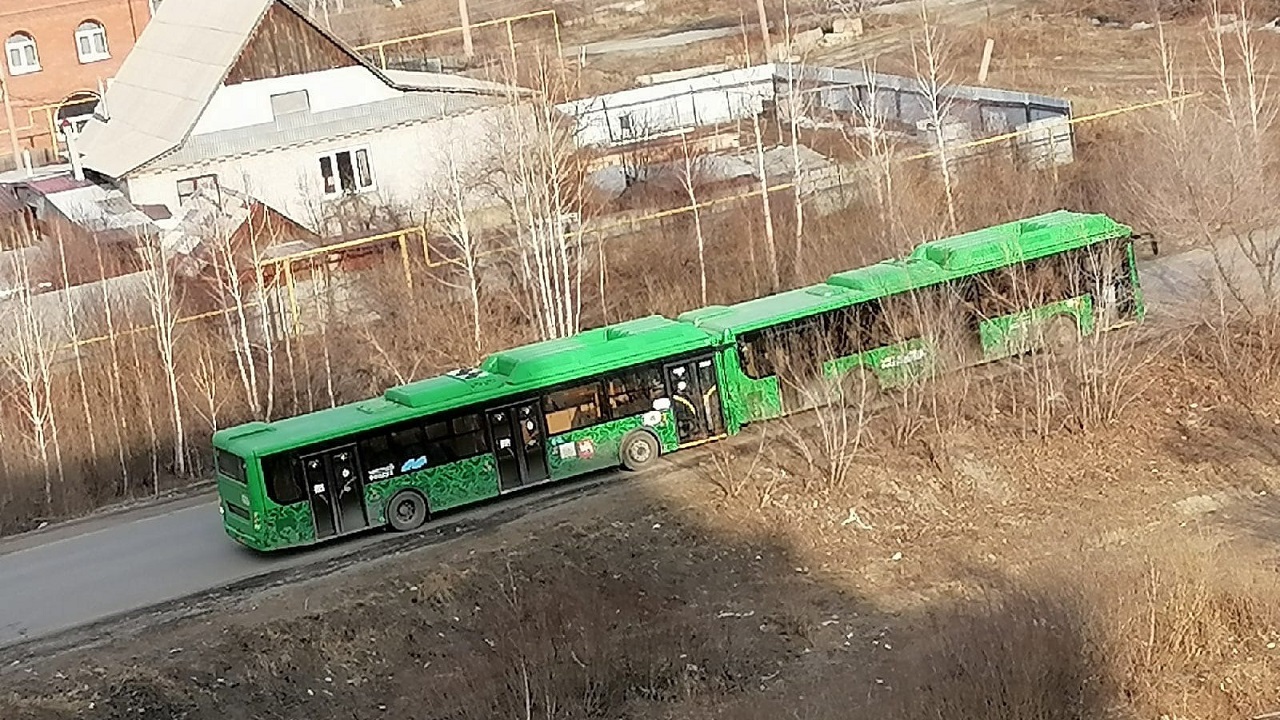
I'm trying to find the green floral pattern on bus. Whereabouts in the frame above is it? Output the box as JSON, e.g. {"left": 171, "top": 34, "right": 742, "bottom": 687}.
{"left": 825, "top": 337, "right": 936, "bottom": 390}
{"left": 714, "top": 349, "right": 781, "bottom": 428}
{"left": 261, "top": 502, "right": 316, "bottom": 550}
{"left": 978, "top": 296, "right": 1094, "bottom": 361}
{"left": 545, "top": 411, "right": 678, "bottom": 480}
{"left": 719, "top": 337, "right": 940, "bottom": 425}
{"left": 365, "top": 453, "right": 500, "bottom": 523}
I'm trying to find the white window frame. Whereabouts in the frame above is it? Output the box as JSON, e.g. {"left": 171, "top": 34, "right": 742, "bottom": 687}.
{"left": 5, "top": 33, "right": 40, "bottom": 75}
{"left": 317, "top": 147, "right": 376, "bottom": 197}
{"left": 74, "top": 21, "right": 109, "bottom": 64}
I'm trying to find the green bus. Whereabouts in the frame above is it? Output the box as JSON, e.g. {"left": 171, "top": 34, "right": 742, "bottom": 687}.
{"left": 214, "top": 209, "right": 1144, "bottom": 551}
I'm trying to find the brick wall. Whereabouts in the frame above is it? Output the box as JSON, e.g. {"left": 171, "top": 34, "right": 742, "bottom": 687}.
{"left": 0, "top": 0, "right": 153, "bottom": 158}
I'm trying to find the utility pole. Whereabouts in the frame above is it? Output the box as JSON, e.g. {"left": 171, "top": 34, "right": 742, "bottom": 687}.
{"left": 0, "top": 71, "right": 20, "bottom": 172}
{"left": 458, "top": 0, "right": 474, "bottom": 59}
{"left": 755, "top": 0, "right": 772, "bottom": 59}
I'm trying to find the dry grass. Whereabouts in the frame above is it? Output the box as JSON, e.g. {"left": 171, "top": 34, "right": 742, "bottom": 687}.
{"left": 9, "top": 345, "right": 1280, "bottom": 718}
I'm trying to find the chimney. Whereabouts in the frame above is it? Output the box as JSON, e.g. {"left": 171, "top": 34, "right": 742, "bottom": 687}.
{"left": 62, "top": 120, "right": 85, "bottom": 181}
{"left": 97, "top": 77, "right": 109, "bottom": 120}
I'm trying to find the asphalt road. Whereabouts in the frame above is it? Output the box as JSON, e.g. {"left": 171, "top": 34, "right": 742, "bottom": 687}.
{"left": 0, "top": 237, "right": 1241, "bottom": 653}
{"left": 0, "top": 495, "right": 376, "bottom": 649}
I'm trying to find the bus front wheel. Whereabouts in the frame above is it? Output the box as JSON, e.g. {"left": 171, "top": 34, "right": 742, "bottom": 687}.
{"left": 387, "top": 490, "right": 428, "bottom": 532}
{"left": 620, "top": 431, "right": 660, "bottom": 471}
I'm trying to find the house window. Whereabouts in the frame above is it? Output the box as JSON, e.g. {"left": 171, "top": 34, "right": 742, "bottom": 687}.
{"left": 5, "top": 33, "right": 39, "bottom": 75}
{"left": 177, "top": 174, "right": 219, "bottom": 206}
{"left": 618, "top": 113, "right": 633, "bottom": 134}
{"left": 318, "top": 148, "right": 374, "bottom": 196}
{"left": 74, "top": 21, "right": 109, "bottom": 63}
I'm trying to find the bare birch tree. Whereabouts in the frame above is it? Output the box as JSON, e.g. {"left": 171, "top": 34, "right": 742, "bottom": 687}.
{"left": 913, "top": 0, "right": 958, "bottom": 233}
{"left": 139, "top": 237, "right": 186, "bottom": 479}
{"left": 490, "top": 60, "right": 588, "bottom": 340}
{"left": 184, "top": 336, "right": 227, "bottom": 445}
{"left": 248, "top": 211, "right": 280, "bottom": 420}
{"left": 845, "top": 62, "right": 900, "bottom": 242}
{"left": 209, "top": 221, "right": 263, "bottom": 418}
{"left": 750, "top": 108, "right": 781, "bottom": 292}
{"left": 431, "top": 152, "right": 489, "bottom": 358}
{"left": 678, "top": 133, "right": 711, "bottom": 305}
{"left": 94, "top": 241, "right": 130, "bottom": 493}
{"left": 54, "top": 229, "right": 97, "bottom": 461}
{"left": 3, "top": 254, "right": 61, "bottom": 508}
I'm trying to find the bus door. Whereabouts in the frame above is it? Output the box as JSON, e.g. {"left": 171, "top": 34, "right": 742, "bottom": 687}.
{"left": 664, "top": 355, "right": 726, "bottom": 446}
{"left": 488, "top": 401, "right": 549, "bottom": 492}
{"left": 301, "top": 445, "right": 369, "bottom": 540}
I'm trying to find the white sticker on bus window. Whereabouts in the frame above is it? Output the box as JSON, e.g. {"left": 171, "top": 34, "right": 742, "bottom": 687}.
{"left": 312, "top": 484, "right": 325, "bottom": 494}
{"left": 499, "top": 438, "right": 512, "bottom": 450}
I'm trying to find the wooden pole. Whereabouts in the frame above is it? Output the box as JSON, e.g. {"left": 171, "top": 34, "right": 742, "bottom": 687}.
{"left": 755, "top": 0, "right": 772, "bottom": 59}
{"left": 978, "top": 38, "right": 994, "bottom": 84}
{"left": 0, "top": 72, "right": 21, "bottom": 171}
{"left": 459, "top": 0, "right": 474, "bottom": 59}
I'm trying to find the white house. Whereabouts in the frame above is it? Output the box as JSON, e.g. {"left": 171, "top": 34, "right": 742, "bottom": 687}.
{"left": 75, "top": 0, "right": 530, "bottom": 238}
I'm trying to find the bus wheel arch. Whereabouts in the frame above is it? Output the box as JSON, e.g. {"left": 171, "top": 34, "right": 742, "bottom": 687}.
{"left": 1043, "top": 313, "right": 1080, "bottom": 351}
{"left": 386, "top": 489, "right": 430, "bottom": 532}
{"left": 839, "top": 368, "right": 881, "bottom": 407}
{"left": 620, "top": 429, "right": 661, "bottom": 471}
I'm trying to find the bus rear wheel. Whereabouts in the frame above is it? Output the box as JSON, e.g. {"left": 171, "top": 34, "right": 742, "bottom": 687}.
{"left": 1044, "top": 315, "right": 1079, "bottom": 351}
{"left": 387, "top": 490, "right": 428, "bottom": 532}
{"left": 621, "top": 431, "right": 659, "bottom": 471}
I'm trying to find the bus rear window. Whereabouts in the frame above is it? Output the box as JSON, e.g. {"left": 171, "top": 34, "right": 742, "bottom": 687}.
{"left": 216, "top": 450, "right": 246, "bottom": 484}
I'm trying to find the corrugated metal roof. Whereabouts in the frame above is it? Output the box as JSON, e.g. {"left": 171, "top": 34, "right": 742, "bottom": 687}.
{"left": 382, "top": 69, "right": 526, "bottom": 96}
{"left": 142, "top": 92, "right": 498, "bottom": 172}
{"left": 25, "top": 175, "right": 96, "bottom": 195}
{"left": 78, "top": 0, "right": 528, "bottom": 181}
{"left": 42, "top": 183, "right": 157, "bottom": 234}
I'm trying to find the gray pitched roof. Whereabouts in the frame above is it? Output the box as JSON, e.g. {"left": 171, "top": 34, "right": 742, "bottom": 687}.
{"left": 77, "top": 0, "right": 524, "bottom": 180}
{"left": 144, "top": 92, "right": 499, "bottom": 173}
{"left": 77, "top": 0, "right": 273, "bottom": 179}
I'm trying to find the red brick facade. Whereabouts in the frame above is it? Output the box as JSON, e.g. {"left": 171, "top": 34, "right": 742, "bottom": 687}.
{"left": 0, "top": 0, "right": 153, "bottom": 159}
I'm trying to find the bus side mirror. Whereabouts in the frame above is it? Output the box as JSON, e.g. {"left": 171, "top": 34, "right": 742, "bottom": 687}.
{"left": 653, "top": 398, "right": 672, "bottom": 411}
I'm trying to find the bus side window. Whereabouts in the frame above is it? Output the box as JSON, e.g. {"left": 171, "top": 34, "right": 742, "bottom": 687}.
{"left": 390, "top": 426, "right": 428, "bottom": 468}
{"left": 739, "top": 331, "right": 772, "bottom": 379}
{"left": 543, "top": 382, "right": 604, "bottom": 434}
{"left": 360, "top": 434, "right": 394, "bottom": 473}
{"left": 263, "top": 454, "right": 304, "bottom": 505}
{"left": 605, "top": 367, "right": 664, "bottom": 418}
{"left": 424, "top": 421, "right": 452, "bottom": 464}
{"left": 448, "top": 413, "right": 489, "bottom": 459}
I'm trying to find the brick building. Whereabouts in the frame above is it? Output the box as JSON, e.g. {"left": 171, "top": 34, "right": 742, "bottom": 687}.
{"left": 0, "top": 0, "right": 157, "bottom": 166}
